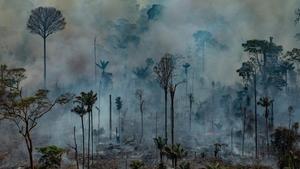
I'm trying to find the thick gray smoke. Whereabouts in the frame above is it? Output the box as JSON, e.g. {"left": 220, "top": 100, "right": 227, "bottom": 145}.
{"left": 1, "top": 0, "right": 300, "bottom": 167}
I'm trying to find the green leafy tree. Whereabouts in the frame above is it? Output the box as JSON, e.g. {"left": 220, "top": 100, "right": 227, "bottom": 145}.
{"left": 271, "top": 124, "right": 300, "bottom": 169}
{"left": 27, "top": 7, "right": 66, "bottom": 89}
{"left": 154, "top": 136, "right": 166, "bottom": 165}
{"left": 36, "top": 145, "right": 64, "bottom": 169}
{"left": 0, "top": 65, "right": 71, "bottom": 169}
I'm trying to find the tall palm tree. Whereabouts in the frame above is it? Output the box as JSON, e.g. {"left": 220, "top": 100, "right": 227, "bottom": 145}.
{"left": 96, "top": 60, "right": 109, "bottom": 73}
{"left": 77, "top": 91, "right": 97, "bottom": 168}
{"left": 71, "top": 101, "right": 88, "bottom": 169}
{"left": 154, "top": 136, "right": 166, "bottom": 165}
{"left": 257, "top": 96, "right": 273, "bottom": 155}
{"left": 154, "top": 54, "right": 174, "bottom": 143}
{"left": 27, "top": 7, "right": 66, "bottom": 89}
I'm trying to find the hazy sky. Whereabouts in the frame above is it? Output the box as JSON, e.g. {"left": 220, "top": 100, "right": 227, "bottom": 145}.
{"left": 0, "top": 0, "right": 300, "bottom": 89}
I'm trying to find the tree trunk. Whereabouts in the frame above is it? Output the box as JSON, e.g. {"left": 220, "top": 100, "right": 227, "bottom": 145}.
{"left": 74, "top": 127, "right": 79, "bottom": 169}
{"left": 140, "top": 103, "right": 144, "bottom": 143}
{"left": 189, "top": 95, "right": 192, "bottom": 131}
{"left": 265, "top": 107, "right": 269, "bottom": 155}
{"left": 164, "top": 88, "right": 168, "bottom": 143}
{"left": 81, "top": 116, "right": 85, "bottom": 169}
{"left": 170, "top": 91, "right": 175, "bottom": 145}
{"left": 242, "top": 107, "right": 246, "bottom": 156}
{"left": 43, "top": 37, "right": 47, "bottom": 89}
{"left": 88, "top": 112, "right": 90, "bottom": 169}
{"left": 109, "top": 95, "right": 112, "bottom": 140}
{"left": 91, "top": 110, "right": 94, "bottom": 164}
{"left": 25, "top": 133, "right": 34, "bottom": 169}
{"left": 160, "top": 152, "right": 163, "bottom": 164}
{"left": 254, "top": 71, "right": 258, "bottom": 159}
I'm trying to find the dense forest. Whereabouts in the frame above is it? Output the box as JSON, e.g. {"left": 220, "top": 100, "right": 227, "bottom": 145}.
{"left": 1, "top": 0, "right": 300, "bottom": 169}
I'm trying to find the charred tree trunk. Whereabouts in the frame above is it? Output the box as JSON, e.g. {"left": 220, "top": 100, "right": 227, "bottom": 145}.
{"left": 87, "top": 112, "right": 91, "bottom": 169}
{"left": 91, "top": 110, "right": 94, "bottom": 164}
{"left": 265, "top": 106, "right": 269, "bottom": 155}
{"left": 164, "top": 88, "right": 168, "bottom": 143}
{"left": 242, "top": 107, "right": 246, "bottom": 156}
{"left": 73, "top": 127, "right": 79, "bottom": 169}
{"left": 81, "top": 116, "right": 85, "bottom": 169}
{"left": 254, "top": 71, "right": 258, "bottom": 159}
{"left": 170, "top": 90, "right": 175, "bottom": 145}
{"left": 43, "top": 37, "right": 47, "bottom": 89}
{"left": 109, "top": 95, "right": 112, "bottom": 140}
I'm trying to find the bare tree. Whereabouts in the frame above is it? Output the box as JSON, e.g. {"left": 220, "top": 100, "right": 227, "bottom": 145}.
{"left": 27, "top": 7, "right": 66, "bottom": 89}
{"left": 0, "top": 65, "right": 71, "bottom": 169}
{"left": 135, "top": 89, "right": 145, "bottom": 143}
{"left": 154, "top": 53, "right": 174, "bottom": 143}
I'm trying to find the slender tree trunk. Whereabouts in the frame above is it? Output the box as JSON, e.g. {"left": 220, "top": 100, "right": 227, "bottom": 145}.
{"left": 170, "top": 91, "right": 175, "bottom": 145}
{"left": 242, "top": 107, "right": 246, "bottom": 156}
{"left": 88, "top": 112, "right": 90, "bottom": 169}
{"left": 254, "top": 71, "right": 258, "bottom": 159}
{"left": 24, "top": 132, "right": 34, "bottom": 169}
{"left": 43, "top": 37, "right": 47, "bottom": 89}
{"left": 119, "top": 110, "right": 121, "bottom": 143}
{"left": 109, "top": 95, "right": 112, "bottom": 140}
{"left": 189, "top": 95, "right": 192, "bottom": 131}
{"left": 81, "top": 116, "right": 85, "bottom": 169}
{"left": 164, "top": 88, "right": 168, "bottom": 143}
{"left": 91, "top": 110, "right": 94, "bottom": 164}
{"left": 74, "top": 126, "right": 79, "bottom": 169}
{"left": 265, "top": 107, "right": 269, "bottom": 155}
{"left": 140, "top": 103, "right": 144, "bottom": 143}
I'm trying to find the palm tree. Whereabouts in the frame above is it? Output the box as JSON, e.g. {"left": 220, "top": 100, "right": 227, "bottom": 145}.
{"left": 96, "top": 60, "right": 109, "bottom": 73}
{"left": 71, "top": 101, "right": 88, "bottom": 169}
{"left": 135, "top": 89, "right": 145, "bottom": 143}
{"left": 154, "top": 54, "right": 174, "bottom": 143}
{"left": 154, "top": 136, "right": 166, "bottom": 165}
{"left": 129, "top": 160, "right": 144, "bottom": 169}
{"left": 27, "top": 7, "right": 66, "bottom": 89}
{"left": 115, "top": 96, "right": 123, "bottom": 142}
{"left": 163, "top": 144, "right": 187, "bottom": 168}
{"left": 76, "top": 91, "right": 97, "bottom": 168}
{"left": 257, "top": 96, "right": 273, "bottom": 155}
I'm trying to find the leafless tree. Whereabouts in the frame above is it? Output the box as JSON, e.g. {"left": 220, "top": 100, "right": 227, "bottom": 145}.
{"left": 154, "top": 53, "right": 174, "bottom": 143}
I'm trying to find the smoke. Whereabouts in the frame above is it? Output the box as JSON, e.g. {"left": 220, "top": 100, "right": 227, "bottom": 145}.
{"left": 1, "top": 0, "right": 300, "bottom": 166}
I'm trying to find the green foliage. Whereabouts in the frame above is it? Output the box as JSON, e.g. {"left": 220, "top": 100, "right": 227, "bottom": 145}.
{"left": 129, "top": 160, "right": 144, "bottom": 169}
{"left": 75, "top": 90, "right": 97, "bottom": 112}
{"left": 271, "top": 125, "right": 300, "bottom": 169}
{"left": 153, "top": 136, "right": 166, "bottom": 151}
{"left": 36, "top": 145, "right": 64, "bottom": 169}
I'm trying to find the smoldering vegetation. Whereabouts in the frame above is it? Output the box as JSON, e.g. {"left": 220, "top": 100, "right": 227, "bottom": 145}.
{"left": 1, "top": 0, "right": 300, "bottom": 169}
